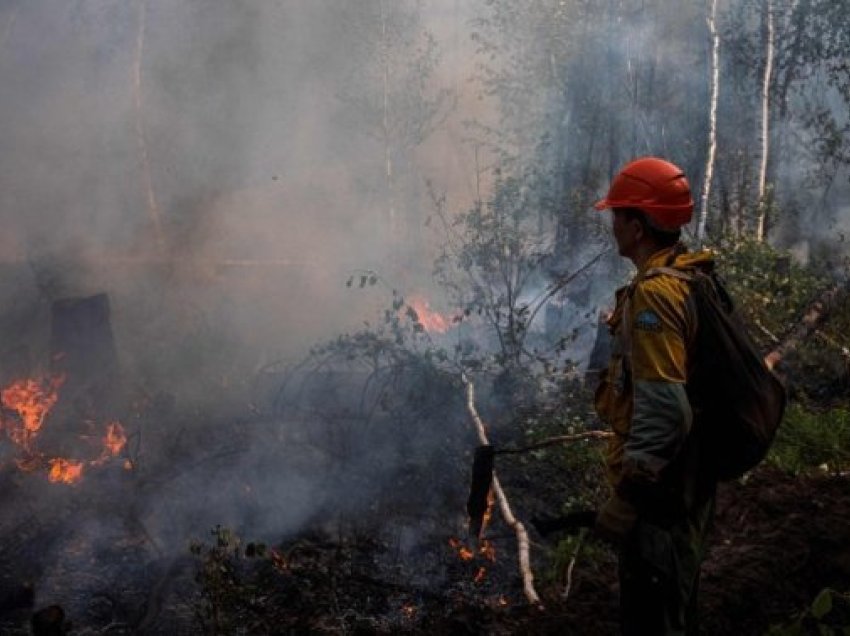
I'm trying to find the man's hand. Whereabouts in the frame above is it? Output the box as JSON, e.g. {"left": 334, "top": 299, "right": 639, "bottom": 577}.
{"left": 595, "top": 495, "right": 637, "bottom": 546}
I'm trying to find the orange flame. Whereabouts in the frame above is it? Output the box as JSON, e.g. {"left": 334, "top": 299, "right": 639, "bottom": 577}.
{"left": 497, "top": 595, "right": 509, "bottom": 607}
{"left": 478, "top": 540, "right": 496, "bottom": 563}
{"left": 474, "top": 566, "right": 487, "bottom": 584}
{"left": 270, "top": 549, "right": 288, "bottom": 572}
{"left": 448, "top": 537, "right": 475, "bottom": 561}
{"left": 401, "top": 604, "right": 417, "bottom": 619}
{"left": 89, "top": 421, "right": 129, "bottom": 468}
{"left": 102, "top": 421, "right": 127, "bottom": 457}
{"left": 406, "top": 296, "right": 451, "bottom": 334}
{"left": 47, "top": 458, "right": 84, "bottom": 484}
{"left": 1, "top": 375, "right": 64, "bottom": 451}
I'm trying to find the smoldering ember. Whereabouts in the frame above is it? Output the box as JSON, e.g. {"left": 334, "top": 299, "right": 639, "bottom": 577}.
{"left": 1, "top": 1, "right": 849, "bottom": 635}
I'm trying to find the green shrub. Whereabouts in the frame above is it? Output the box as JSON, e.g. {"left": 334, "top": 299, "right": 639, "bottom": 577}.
{"left": 768, "top": 405, "right": 850, "bottom": 475}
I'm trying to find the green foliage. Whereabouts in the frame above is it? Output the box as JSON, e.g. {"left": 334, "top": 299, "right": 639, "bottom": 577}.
{"left": 766, "top": 588, "right": 850, "bottom": 636}
{"left": 430, "top": 170, "right": 607, "bottom": 394}
{"left": 712, "top": 235, "right": 828, "bottom": 350}
{"left": 768, "top": 405, "right": 850, "bottom": 475}
{"left": 549, "top": 529, "right": 610, "bottom": 585}
{"left": 432, "top": 170, "right": 554, "bottom": 368}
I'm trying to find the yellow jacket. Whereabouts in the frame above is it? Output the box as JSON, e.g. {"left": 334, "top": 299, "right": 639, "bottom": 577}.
{"left": 594, "top": 244, "right": 715, "bottom": 536}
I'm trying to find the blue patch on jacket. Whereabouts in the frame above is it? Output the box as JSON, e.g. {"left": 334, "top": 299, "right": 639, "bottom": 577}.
{"left": 634, "top": 309, "right": 662, "bottom": 332}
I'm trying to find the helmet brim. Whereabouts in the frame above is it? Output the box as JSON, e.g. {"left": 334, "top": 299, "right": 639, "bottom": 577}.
{"left": 593, "top": 199, "right": 610, "bottom": 211}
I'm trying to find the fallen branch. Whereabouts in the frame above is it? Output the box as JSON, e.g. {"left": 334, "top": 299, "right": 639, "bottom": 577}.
{"left": 493, "top": 430, "right": 613, "bottom": 455}
{"left": 461, "top": 373, "right": 542, "bottom": 609}
{"left": 764, "top": 280, "right": 850, "bottom": 370}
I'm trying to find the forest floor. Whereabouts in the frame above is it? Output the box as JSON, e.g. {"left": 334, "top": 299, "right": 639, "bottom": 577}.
{"left": 197, "top": 464, "right": 850, "bottom": 635}
{"left": 1, "top": 427, "right": 848, "bottom": 634}
{"left": 502, "top": 465, "right": 850, "bottom": 635}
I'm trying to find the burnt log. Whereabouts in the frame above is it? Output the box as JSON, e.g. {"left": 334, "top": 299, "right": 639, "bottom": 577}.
{"left": 765, "top": 279, "right": 850, "bottom": 372}
{"left": 49, "top": 293, "right": 122, "bottom": 423}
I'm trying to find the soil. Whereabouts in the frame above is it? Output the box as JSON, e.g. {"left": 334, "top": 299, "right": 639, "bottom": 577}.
{"left": 475, "top": 465, "right": 850, "bottom": 635}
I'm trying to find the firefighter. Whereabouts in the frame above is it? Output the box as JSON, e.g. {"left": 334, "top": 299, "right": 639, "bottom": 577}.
{"left": 593, "top": 157, "right": 716, "bottom": 635}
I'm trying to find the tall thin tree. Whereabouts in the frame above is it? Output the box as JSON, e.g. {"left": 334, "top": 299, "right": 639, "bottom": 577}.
{"left": 756, "top": 0, "right": 774, "bottom": 241}
{"left": 698, "top": 0, "right": 720, "bottom": 241}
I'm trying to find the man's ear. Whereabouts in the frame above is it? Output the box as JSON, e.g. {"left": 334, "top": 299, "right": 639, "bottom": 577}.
{"left": 631, "top": 218, "right": 645, "bottom": 242}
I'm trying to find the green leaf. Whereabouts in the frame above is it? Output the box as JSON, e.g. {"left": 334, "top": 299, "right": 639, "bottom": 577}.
{"left": 812, "top": 588, "right": 834, "bottom": 620}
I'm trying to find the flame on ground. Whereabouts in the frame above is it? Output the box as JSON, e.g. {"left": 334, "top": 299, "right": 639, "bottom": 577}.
{"left": 1, "top": 374, "right": 65, "bottom": 452}
{"left": 448, "top": 537, "right": 475, "bottom": 561}
{"left": 102, "top": 421, "right": 127, "bottom": 457}
{"left": 406, "top": 296, "right": 451, "bottom": 334}
{"left": 478, "top": 540, "right": 496, "bottom": 562}
{"left": 448, "top": 537, "right": 498, "bottom": 584}
{"left": 90, "top": 421, "right": 129, "bottom": 467}
{"left": 47, "top": 458, "right": 84, "bottom": 484}
{"left": 401, "top": 604, "right": 417, "bottom": 619}
{"left": 270, "top": 549, "right": 288, "bottom": 572}
{"left": 1, "top": 374, "right": 129, "bottom": 483}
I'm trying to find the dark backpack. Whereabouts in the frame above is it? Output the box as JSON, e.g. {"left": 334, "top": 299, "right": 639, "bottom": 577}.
{"left": 645, "top": 266, "right": 787, "bottom": 481}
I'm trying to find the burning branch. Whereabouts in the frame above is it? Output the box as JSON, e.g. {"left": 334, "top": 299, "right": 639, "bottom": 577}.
{"left": 461, "top": 373, "right": 542, "bottom": 609}
{"left": 492, "top": 431, "right": 612, "bottom": 455}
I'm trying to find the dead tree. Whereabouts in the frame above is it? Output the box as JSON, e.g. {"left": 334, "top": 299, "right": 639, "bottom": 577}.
{"left": 49, "top": 293, "right": 122, "bottom": 422}
{"left": 765, "top": 280, "right": 850, "bottom": 371}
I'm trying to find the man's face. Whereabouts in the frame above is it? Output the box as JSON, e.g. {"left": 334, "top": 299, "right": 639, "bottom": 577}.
{"left": 611, "top": 208, "right": 642, "bottom": 258}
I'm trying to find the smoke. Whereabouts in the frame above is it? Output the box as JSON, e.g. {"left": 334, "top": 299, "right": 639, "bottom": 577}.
{"left": 9, "top": 0, "right": 847, "bottom": 628}
{"left": 0, "top": 3, "right": 495, "bottom": 628}
{"left": 0, "top": 0, "right": 478, "bottom": 381}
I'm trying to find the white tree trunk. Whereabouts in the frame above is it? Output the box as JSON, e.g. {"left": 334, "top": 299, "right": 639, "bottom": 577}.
{"left": 698, "top": 0, "right": 720, "bottom": 242}
{"left": 461, "top": 374, "right": 542, "bottom": 608}
{"left": 756, "top": 0, "right": 774, "bottom": 242}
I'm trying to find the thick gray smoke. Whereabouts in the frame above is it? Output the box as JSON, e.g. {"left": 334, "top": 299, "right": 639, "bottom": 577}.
{"left": 0, "top": 0, "right": 490, "bottom": 622}
{"left": 0, "top": 0, "right": 485, "bottom": 389}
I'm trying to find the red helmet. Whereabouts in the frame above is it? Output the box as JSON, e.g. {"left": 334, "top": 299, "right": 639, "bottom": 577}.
{"left": 594, "top": 157, "right": 694, "bottom": 231}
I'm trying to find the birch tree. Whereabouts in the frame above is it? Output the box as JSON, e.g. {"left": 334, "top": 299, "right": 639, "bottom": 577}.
{"left": 755, "top": 0, "right": 775, "bottom": 241}
{"left": 698, "top": 0, "right": 721, "bottom": 241}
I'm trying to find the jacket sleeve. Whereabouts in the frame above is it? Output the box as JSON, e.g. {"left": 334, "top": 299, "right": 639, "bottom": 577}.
{"left": 597, "top": 279, "right": 693, "bottom": 536}
{"left": 624, "top": 280, "right": 693, "bottom": 498}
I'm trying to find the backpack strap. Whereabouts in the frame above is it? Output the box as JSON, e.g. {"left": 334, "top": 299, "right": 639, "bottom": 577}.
{"left": 620, "top": 266, "right": 700, "bottom": 370}
{"left": 644, "top": 266, "right": 694, "bottom": 282}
